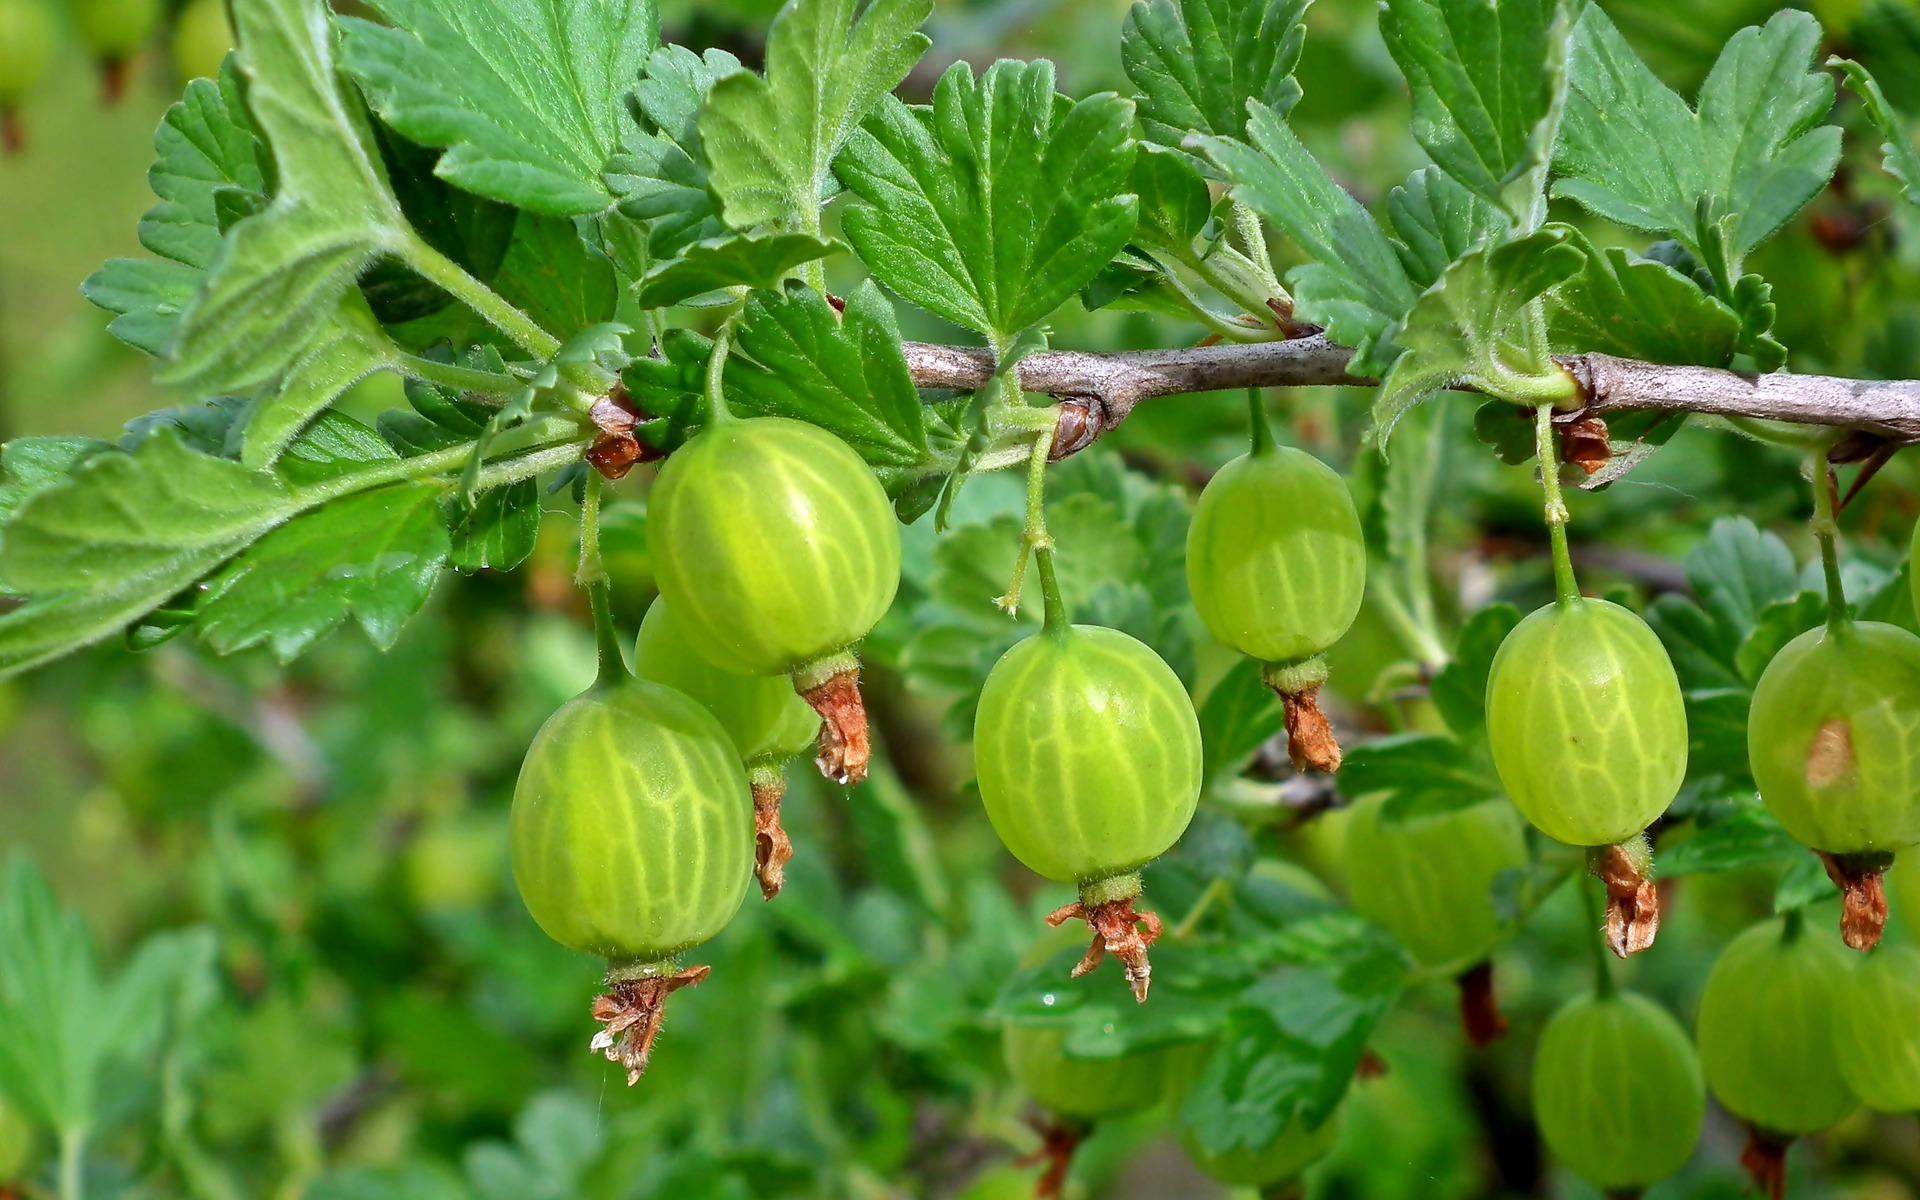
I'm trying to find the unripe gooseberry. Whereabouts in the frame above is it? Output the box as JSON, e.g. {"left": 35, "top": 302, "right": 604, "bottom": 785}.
{"left": 0, "top": 0, "right": 55, "bottom": 152}
{"left": 974, "top": 623, "right": 1202, "bottom": 1002}
{"left": 1486, "top": 597, "right": 1687, "bottom": 847}
{"left": 648, "top": 416, "right": 900, "bottom": 784}
{"left": 1342, "top": 792, "right": 1529, "bottom": 975}
{"left": 69, "top": 0, "right": 159, "bottom": 101}
{"left": 1186, "top": 437, "right": 1364, "bottom": 773}
{"left": 510, "top": 675, "right": 752, "bottom": 1084}
{"left": 1831, "top": 942, "right": 1920, "bottom": 1112}
{"left": 169, "top": 0, "right": 230, "bottom": 83}
{"left": 1696, "top": 915, "right": 1858, "bottom": 1137}
{"left": 1531, "top": 989, "right": 1704, "bottom": 1191}
{"left": 635, "top": 595, "right": 818, "bottom": 899}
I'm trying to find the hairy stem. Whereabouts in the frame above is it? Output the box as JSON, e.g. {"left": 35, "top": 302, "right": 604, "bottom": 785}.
{"left": 397, "top": 352, "right": 524, "bottom": 397}
{"left": 397, "top": 233, "right": 560, "bottom": 361}
{"left": 996, "top": 422, "right": 1059, "bottom": 617}
{"left": 576, "top": 471, "right": 607, "bottom": 588}
{"left": 1534, "top": 405, "right": 1580, "bottom": 605}
{"left": 1812, "top": 448, "right": 1848, "bottom": 632}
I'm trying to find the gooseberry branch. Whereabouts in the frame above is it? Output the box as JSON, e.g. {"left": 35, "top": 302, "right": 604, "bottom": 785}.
{"left": 900, "top": 337, "right": 1920, "bottom": 456}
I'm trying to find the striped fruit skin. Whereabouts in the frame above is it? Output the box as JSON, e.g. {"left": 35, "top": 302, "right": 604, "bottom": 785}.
{"left": 648, "top": 417, "right": 901, "bottom": 677}
{"left": 973, "top": 625, "right": 1202, "bottom": 884}
{"left": 1486, "top": 598, "right": 1687, "bottom": 846}
{"left": 1749, "top": 622, "right": 1920, "bottom": 854}
{"left": 510, "top": 679, "right": 752, "bottom": 962}
{"left": 1185, "top": 446, "right": 1366, "bottom": 663}
{"left": 635, "top": 596, "right": 818, "bottom": 763}
{"left": 1179, "top": 1107, "right": 1341, "bottom": 1188}
{"left": 1832, "top": 943, "right": 1920, "bottom": 1112}
{"left": 1342, "top": 793, "right": 1528, "bottom": 973}
{"left": 1532, "top": 990, "right": 1704, "bottom": 1190}
{"left": 1697, "top": 917, "right": 1859, "bottom": 1135}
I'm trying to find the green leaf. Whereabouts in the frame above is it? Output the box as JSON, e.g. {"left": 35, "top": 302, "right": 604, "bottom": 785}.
{"left": 241, "top": 292, "right": 403, "bottom": 468}
{"left": 1197, "top": 657, "right": 1285, "bottom": 783}
{"left": 449, "top": 480, "right": 541, "bottom": 571}
{"left": 196, "top": 483, "right": 449, "bottom": 658}
{"left": 1553, "top": 7, "right": 1840, "bottom": 268}
{"left": 1686, "top": 515, "right": 1798, "bottom": 642}
{"left": 83, "top": 63, "right": 266, "bottom": 354}
{"left": 637, "top": 232, "right": 836, "bottom": 308}
{"left": 724, "top": 281, "right": 927, "bottom": 467}
{"left": 339, "top": 0, "right": 658, "bottom": 215}
{"left": 0, "top": 428, "right": 294, "bottom": 596}
{"left": 0, "top": 439, "right": 114, "bottom": 530}
{"left": 1380, "top": 0, "right": 1568, "bottom": 220}
{"left": 1385, "top": 166, "right": 1510, "bottom": 290}
{"left": 159, "top": 0, "right": 410, "bottom": 396}
{"left": 1129, "top": 143, "right": 1216, "bottom": 259}
{"left": 1775, "top": 853, "right": 1838, "bottom": 913}
{"left": 358, "top": 115, "right": 519, "bottom": 325}
{"left": 1544, "top": 226, "right": 1742, "bottom": 365}
{"left": 699, "top": 0, "right": 931, "bottom": 231}
{"left": 1121, "top": 0, "right": 1308, "bottom": 148}
{"left": 491, "top": 214, "right": 619, "bottom": 338}
{"left": 838, "top": 60, "right": 1139, "bottom": 343}
{"left": 1203, "top": 104, "right": 1421, "bottom": 374}
{"left": 1428, "top": 602, "right": 1521, "bottom": 740}
{"left": 1660, "top": 802, "right": 1799, "bottom": 876}
{"left": 1734, "top": 590, "right": 1826, "bottom": 683}
{"left": 1834, "top": 58, "right": 1920, "bottom": 208}
{"left": 1375, "top": 228, "right": 1584, "bottom": 436}
{"left": 1340, "top": 735, "right": 1502, "bottom": 822}
{"left": 608, "top": 46, "right": 741, "bottom": 259}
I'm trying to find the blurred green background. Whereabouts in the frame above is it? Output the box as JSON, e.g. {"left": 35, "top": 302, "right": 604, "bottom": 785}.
{"left": 7, "top": 0, "right": 1920, "bottom": 1197}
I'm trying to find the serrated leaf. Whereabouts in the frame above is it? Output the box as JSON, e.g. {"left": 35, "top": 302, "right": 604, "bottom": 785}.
{"left": 1734, "top": 590, "right": 1826, "bottom": 683}
{"left": 699, "top": 0, "right": 931, "bottom": 231}
{"left": 160, "top": 0, "right": 410, "bottom": 395}
{"left": 275, "top": 411, "right": 404, "bottom": 486}
{"left": 1386, "top": 166, "right": 1510, "bottom": 290}
{"left": 491, "top": 214, "right": 619, "bottom": 338}
{"left": 1375, "top": 228, "right": 1584, "bottom": 436}
{"left": 1834, "top": 58, "right": 1920, "bottom": 209}
{"left": 1775, "top": 852, "right": 1838, "bottom": 913}
{"left": 1380, "top": 0, "right": 1568, "bottom": 221}
{"left": 1660, "top": 800, "right": 1798, "bottom": 877}
{"left": 449, "top": 480, "right": 541, "bottom": 571}
{"left": 1687, "top": 516, "right": 1798, "bottom": 642}
{"left": 1553, "top": 7, "right": 1840, "bottom": 270}
{"left": 358, "top": 116, "right": 519, "bottom": 325}
{"left": 1121, "top": 0, "right": 1308, "bottom": 148}
{"left": 1341, "top": 734, "right": 1502, "bottom": 821}
{"left": 1203, "top": 104, "right": 1421, "bottom": 374}
{"left": 607, "top": 46, "right": 741, "bottom": 260}
{"left": 1129, "top": 143, "right": 1215, "bottom": 258}
{"left": 838, "top": 61, "right": 1139, "bottom": 343}
{"left": 1645, "top": 593, "right": 1744, "bottom": 693}
{"left": 1198, "top": 657, "right": 1285, "bottom": 783}
{"left": 1429, "top": 602, "right": 1521, "bottom": 739}
{"left": 637, "top": 232, "right": 836, "bottom": 308}
{"left": 197, "top": 483, "right": 449, "bottom": 658}
{"left": 723, "top": 281, "right": 926, "bottom": 466}
{"left": 241, "top": 292, "right": 402, "bottom": 468}
{"left": 340, "top": 0, "right": 658, "bottom": 215}
{"left": 1544, "top": 225, "right": 1742, "bottom": 365}
{"left": 0, "top": 440, "right": 114, "bottom": 530}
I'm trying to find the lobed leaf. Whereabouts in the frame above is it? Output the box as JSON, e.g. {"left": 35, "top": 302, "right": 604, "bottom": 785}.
{"left": 340, "top": 0, "right": 659, "bottom": 215}
{"left": 636, "top": 232, "right": 836, "bottom": 308}
{"left": 838, "top": 60, "right": 1139, "bottom": 344}
{"left": 607, "top": 46, "right": 741, "bottom": 260}
{"left": 699, "top": 0, "right": 931, "bottom": 231}
{"left": 1121, "top": 0, "right": 1308, "bottom": 149}
{"left": 1544, "top": 225, "right": 1742, "bottom": 365}
{"left": 1833, "top": 58, "right": 1920, "bottom": 210}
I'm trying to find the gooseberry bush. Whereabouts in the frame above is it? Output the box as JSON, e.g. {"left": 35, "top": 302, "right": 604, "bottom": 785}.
{"left": 12, "top": 0, "right": 1920, "bottom": 1196}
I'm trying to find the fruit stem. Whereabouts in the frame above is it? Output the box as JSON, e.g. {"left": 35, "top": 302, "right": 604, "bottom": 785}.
{"left": 704, "top": 321, "right": 737, "bottom": 423}
{"left": 1811, "top": 447, "right": 1848, "bottom": 633}
{"left": 995, "top": 421, "right": 1057, "bottom": 617}
{"left": 589, "top": 582, "right": 630, "bottom": 686}
{"left": 397, "top": 231, "right": 561, "bottom": 361}
{"left": 1247, "top": 387, "right": 1275, "bottom": 456}
{"left": 575, "top": 471, "right": 607, "bottom": 588}
{"left": 1533, "top": 404, "right": 1580, "bottom": 605}
{"left": 1577, "top": 874, "right": 1617, "bottom": 997}
{"left": 1036, "top": 547, "right": 1069, "bottom": 635}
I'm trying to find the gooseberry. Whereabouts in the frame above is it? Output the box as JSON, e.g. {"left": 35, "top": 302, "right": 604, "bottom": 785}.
{"left": 1186, "top": 421, "right": 1365, "bottom": 773}
{"left": 68, "top": 0, "right": 160, "bottom": 101}
{"left": 510, "top": 671, "right": 752, "bottom": 1084}
{"left": 1486, "top": 597, "right": 1688, "bottom": 849}
{"left": 974, "top": 622, "right": 1202, "bottom": 1002}
{"left": 648, "top": 416, "right": 900, "bottom": 784}
{"left": 1749, "top": 621, "right": 1920, "bottom": 950}
{"left": 169, "top": 0, "right": 230, "bottom": 83}
{"left": 1531, "top": 989, "right": 1704, "bottom": 1192}
{"left": 1697, "top": 914, "right": 1857, "bottom": 1194}
{"left": 0, "top": 0, "right": 55, "bottom": 152}
{"left": 636, "top": 595, "right": 818, "bottom": 897}
{"left": 1831, "top": 942, "right": 1920, "bottom": 1113}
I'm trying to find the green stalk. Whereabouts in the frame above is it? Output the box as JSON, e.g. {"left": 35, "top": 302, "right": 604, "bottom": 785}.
{"left": 59, "top": 1125, "right": 86, "bottom": 1200}
{"left": 590, "top": 582, "right": 629, "bottom": 687}
{"left": 1577, "top": 876, "right": 1616, "bottom": 998}
{"left": 397, "top": 232, "right": 561, "bottom": 361}
{"left": 1247, "top": 387, "right": 1275, "bottom": 456}
{"left": 1036, "top": 546, "right": 1068, "bottom": 635}
{"left": 295, "top": 418, "right": 591, "bottom": 505}
{"left": 995, "top": 422, "right": 1058, "bottom": 616}
{"left": 396, "top": 352, "right": 524, "bottom": 397}
{"left": 576, "top": 471, "right": 607, "bottom": 588}
{"left": 1533, "top": 404, "right": 1580, "bottom": 605}
{"left": 705, "top": 321, "right": 737, "bottom": 422}
{"left": 1811, "top": 448, "right": 1848, "bottom": 634}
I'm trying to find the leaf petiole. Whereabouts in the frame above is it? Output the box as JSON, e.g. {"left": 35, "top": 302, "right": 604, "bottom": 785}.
{"left": 1533, "top": 404, "right": 1580, "bottom": 605}
{"left": 396, "top": 231, "right": 561, "bottom": 361}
